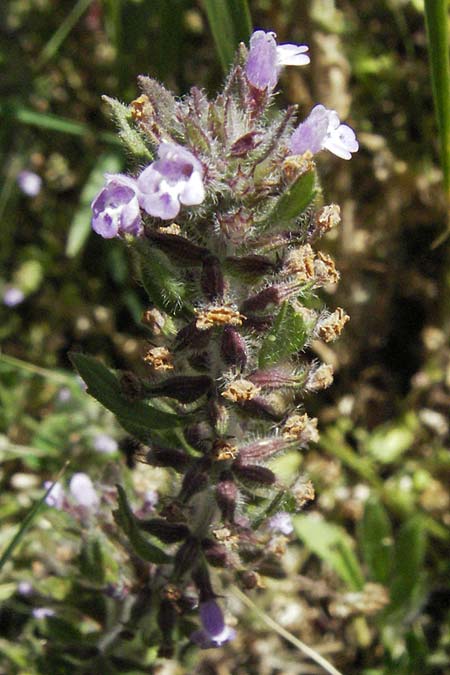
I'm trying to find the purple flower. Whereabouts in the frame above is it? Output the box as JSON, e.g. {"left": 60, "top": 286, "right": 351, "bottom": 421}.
{"left": 91, "top": 174, "right": 142, "bottom": 238}
{"left": 32, "top": 607, "right": 55, "bottom": 620}
{"left": 17, "top": 170, "right": 42, "bottom": 197}
{"left": 190, "top": 600, "right": 236, "bottom": 649}
{"left": 44, "top": 481, "right": 65, "bottom": 509}
{"left": 245, "top": 30, "right": 309, "bottom": 91}
{"left": 93, "top": 433, "right": 118, "bottom": 454}
{"left": 290, "top": 105, "right": 359, "bottom": 160}
{"left": 2, "top": 287, "right": 24, "bottom": 307}
{"left": 69, "top": 473, "right": 99, "bottom": 509}
{"left": 137, "top": 142, "right": 205, "bottom": 220}
{"left": 268, "top": 511, "right": 294, "bottom": 535}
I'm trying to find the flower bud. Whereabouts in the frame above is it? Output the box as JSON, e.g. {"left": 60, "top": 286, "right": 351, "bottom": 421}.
{"left": 238, "top": 436, "right": 292, "bottom": 462}
{"left": 230, "top": 130, "right": 262, "bottom": 156}
{"left": 207, "top": 400, "right": 230, "bottom": 436}
{"left": 179, "top": 462, "right": 210, "bottom": 502}
{"left": 202, "top": 539, "right": 229, "bottom": 567}
{"left": 173, "top": 537, "right": 200, "bottom": 578}
{"left": 238, "top": 570, "right": 262, "bottom": 590}
{"left": 145, "top": 375, "right": 212, "bottom": 403}
{"left": 221, "top": 326, "right": 248, "bottom": 369}
{"left": 225, "top": 255, "right": 275, "bottom": 278}
{"left": 176, "top": 321, "right": 211, "bottom": 351}
{"left": 248, "top": 366, "right": 306, "bottom": 390}
{"left": 215, "top": 475, "right": 238, "bottom": 522}
{"left": 145, "top": 228, "right": 209, "bottom": 265}
{"left": 232, "top": 462, "right": 276, "bottom": 486}
{"left": 201, "top": 256, "right": 225, "bottom": 300}
{"left": 145, "top": 445, "right": 190, "bottom": 472}
{"left": 137, "top": 518, "right": 190, "bottom": 543}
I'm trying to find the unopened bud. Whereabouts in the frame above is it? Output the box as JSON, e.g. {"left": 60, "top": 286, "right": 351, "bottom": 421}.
{"left": 230, "top": 130, "right": 261, "bottom": 156}
{"left": 201, "top": 256, "right": 225, "bottom": 300}
{"left": 176, "top": 321, "right": 211, "bottom": 351}
{"left": 146, "top": 446, "right": 190, "bottom": 472}
{"left": 232, "top": 462, "right": 276, "bottom": 486}
{"left": 192, "top": 564, "right": 216, "bottom": 602}
{"left": 119, "top": 371, "right": 144, "bottom": 401}
{"left": 157, "top": 598, "right": 176, "bottom": 640}
{"left": 215, "top": 476, "right": 238, "bottom": 522}
{"left": 202, "top": 539, "right": 229, "bottom": 567}
{"left": 137, "top": 518, "right": 190, "bottom": 543}
{"left": 248, "top": 366, "right": 306, "bottom": 390}
{"left": 225, "top": 255, "right": 275, "bottom": 278}
{"left": 238, "top": 570, "right": 262, "bottom": 590}
{"left": 173, "top": 537, "right": 200, "bottom": 578}
{"left": 179, "top": 462, "right": 210, "bottom": 502}
{"left": 238, "top": 436, "right": 292, "bottom": 462}
{"left": 145, "top": 228, "right": 208, "bottom": 265}
{"left": 221, "top": 326, "right": 248, "bottom": 369}
{"left": 145, "top": 375, "right": 212, "bottom": 403}
{"left": 207, "top": 400, "right": 230, "bottom": 435}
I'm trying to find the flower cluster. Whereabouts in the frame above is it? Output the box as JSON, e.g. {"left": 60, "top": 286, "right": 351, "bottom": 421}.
{"left": 83, "top": 28, "right": 357, "bottom": 656}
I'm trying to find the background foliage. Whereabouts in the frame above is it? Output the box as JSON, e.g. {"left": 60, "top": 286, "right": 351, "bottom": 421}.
{"left": 0, "top": 1, "right": 449, "bottom": 674}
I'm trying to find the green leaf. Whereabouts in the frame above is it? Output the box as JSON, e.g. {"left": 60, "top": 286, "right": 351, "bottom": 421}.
{"left": 203, "top": 0, "right": 252, "bottom": 71}
{"left": 294, "top": 515, "right": 365, "bottom": 590}
{"left": 79, "top": 539, "right": 106, "bottom": 585}
{"left": 365, "top": 423, "right": 415, "bottom": 464}
{"left": 66, "top": 152, "right": 122, "bottom": 257}
{"left": 102, "top": 96, "right": 152, "bottom": 160}
{"left": 388, "top": 516, "right": 427, "bottom": 612}
{"left": 70, "top": 353, "right": 182, "bottom": 440}
{"left": 267, "top": 170, "right": 316, "bottom": 225}
{"left": 0, "top": 463, "right": 69, "bottom": 574}
{"left": 258, "top": 302, "right": 310, "bottom": 368}
{"left": 358, "top": 499, "right": 393, "bottom": 584}
{"left": 37, "top": 0, "right": 93, "bottom": 68}
{"left": 114, "top": 486, "right": 171, "bottom": 564}
{"left": 425, "top": 0, "right": 450, "bottom": 202}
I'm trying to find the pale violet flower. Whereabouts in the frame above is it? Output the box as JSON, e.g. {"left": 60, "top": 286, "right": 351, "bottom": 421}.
{"left": 91, "top": 174, "right": 142, "bottom": 238}
{"left": 32, "top": 607, "right": 55, "bottom": 620}
{"left": 69, "top": 473, "right": 99, "bottom": 509}
{"left": 93, "top": 433, "right": 118, "bottom": 454}
{"left": 245, "top": 30, "right": 309, "bottom": 91}
{"left": 137, "top": 143, "right": 205, "bottom": 220}
{"left": 190, "top": 600, "right": 236, "bottom": 649}
{"left": 290, "top": 104, "right": 359, "bottom": 160}
{"left": 44, "top": 481, "right": 65, "bottom": 509}
{"left": 2, "top": 287, "right": 25, "bottom": 307}
{"left": 268, "top": 511, "right": 294, "bottom": 535}
{"left": 17, "top": 170, "right": 42, "bottom": 197}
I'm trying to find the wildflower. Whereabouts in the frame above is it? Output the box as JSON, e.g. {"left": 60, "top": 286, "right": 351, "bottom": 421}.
{"left": 93, "top": 433, "right": 118, "bottom": 454}
{"left": 44, "top": 480, "right": 65, "bottom": 509}
{"left": 268, "top": 511, "right": 294, "bottom": 535}
{"left": 2, "top": 287, "right": 24, "bottom": 307}
{"left": 190, "top": 600, "right": 236, "bottom": 649}
{"left": 137, "top": 143, "right": 205, "bottom": 220}
{"left": 17, "top": 170, "right": 42, "bottom": 197}
{"left": 91, "top": 174, "right": 142, "bottom": 238}
{"left": 245, "top": 30, "right": 309, "bottom": 91}
{"left": 290, "top": 105, "right": 359, "bottom": 160}
{"left": 69, "top": 472, "right": 99, "bottom": 509}
{"left": 32, "top": 607, "right": 55, "bottom": 620}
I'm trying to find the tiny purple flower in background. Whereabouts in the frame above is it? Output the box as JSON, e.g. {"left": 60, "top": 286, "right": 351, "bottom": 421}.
{"left": 268, "top": 511, "right": 294, "bottom": 536}
{"left": 44, "top": 481, "right": 65, "bottom": 509}
{"left": 69, "top": 473, "right": 99, "bottom": 509}
{"left": 93, "top": 433, "right": 118, "bottom": 454}
{"left": 190, "top": 599, "right": 236, "bottom": 649}
{"left": 32, "top": 607, "right": 55, "bottom": 620}
{"left": 57, "top": 387, "right": 72, "bottom": 403}
{"left": 137, "top": 142, "right": 205, "bottom": 220}
{"left": 2, "top": 287, "right": 25, "bottom": 307}
{"left": 91, "top": 174, "right": 142, "bottom": 238}
{"left": 17, "top": 170, "right": 42, "bottom": 197}
{"left": 290, "top": 104, "right": 359, "bottom": 160}
{"left": 17, "top": 581, "right": 33, "bottom": 596}
{"left": 245, "top": 30, "right": 309, "bottom": 91}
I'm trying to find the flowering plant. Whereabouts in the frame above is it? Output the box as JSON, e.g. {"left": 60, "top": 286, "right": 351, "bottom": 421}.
{"left": 70, "top": 29, "right": 358, "bottom": 656}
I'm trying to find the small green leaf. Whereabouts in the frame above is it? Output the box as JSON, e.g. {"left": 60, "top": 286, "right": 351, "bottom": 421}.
{"left": 258, "top": 302, "right": 309, "bottom": 368}
{"left": 66, "top": 152, "right": 122, "bottom": 257}
{"left": 365, "top": 422, "right": 415, "bottom": 464}
{"left": 358, "top": 499, "right": 393, "bottom": 585}
{"left": 389, "top": 516, "right": 427, "bottom": 612}
{"left": 267, "top": 170, "right": 316, "bottom": 225}
{"left": 425, "top": 0, "right": 450, "bottom": 202}
{"left": 114, "top": 486, "right": 171, "bottom": 564}
{"left": 70, "top": 353, "right": 182, "bottom": 440}
{"left": 136, "top": 241, "right": 191, "bottom": 316}
{"left": 203, "top": 0, "right": 252, "bottom": 71}
{"left": 294, "top": 515, "right": 365, "bottom": 590}
{"left": 79, "top": 539, "right": 105, "bottom": 585}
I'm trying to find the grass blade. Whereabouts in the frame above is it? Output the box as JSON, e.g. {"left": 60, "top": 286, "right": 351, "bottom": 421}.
{"left": 37, "top": 0, "right": 94, "bottom": 68}
{"left": 202, "top": 0, "right": 252, "bottom": 70}
{"left": 424, "top": 0, "right": 450, "bottom": 204}
{"left": 0, "top": 462, "right": 69, "bottom": 574}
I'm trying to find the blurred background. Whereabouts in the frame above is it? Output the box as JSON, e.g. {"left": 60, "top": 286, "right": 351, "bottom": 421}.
{"left": 0, "top": 1, "right": 449, "bottom": 674}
